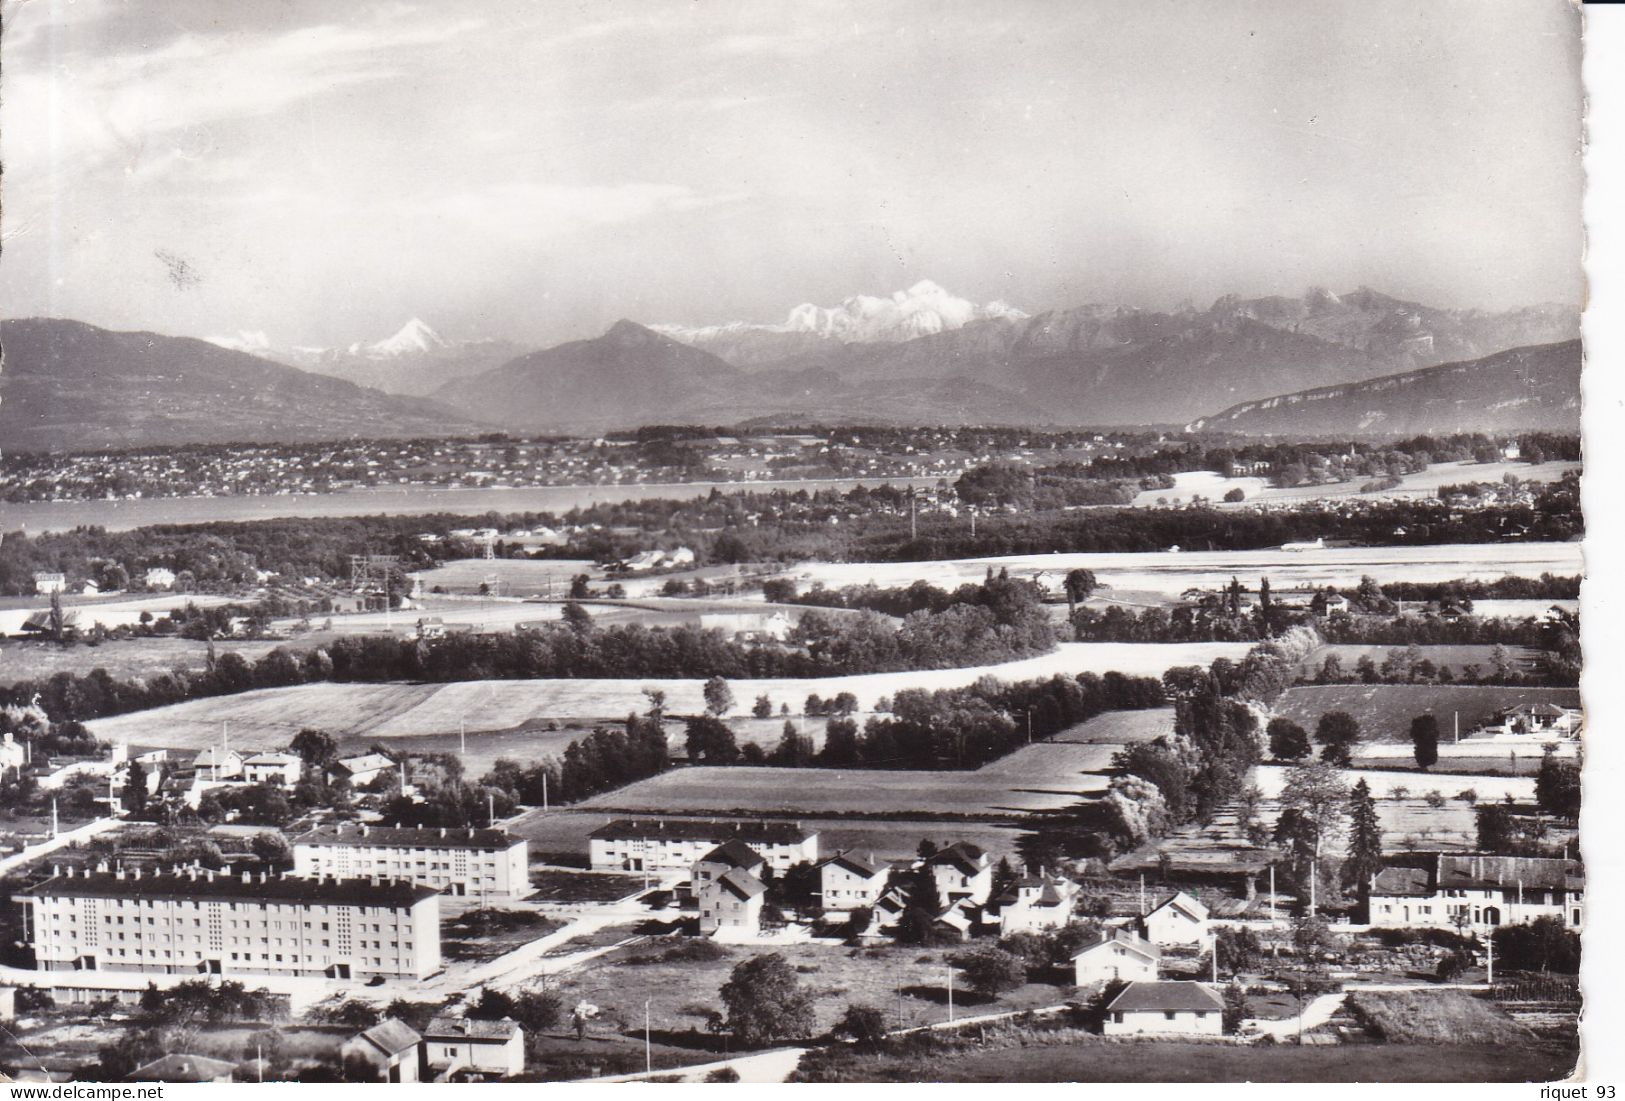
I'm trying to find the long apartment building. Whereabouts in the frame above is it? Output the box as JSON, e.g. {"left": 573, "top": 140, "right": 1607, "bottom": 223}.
{"left": 589, "top": 818, "right": 819, "bottom": 874}
{"left": 15, "top": 866, "right": 441, "bottom": 980}
{"left": 292, "top": 824, "right": 529, "bottom": 900}
{"left": 1370, "top": 853, "right": 1584, "bottom": 932}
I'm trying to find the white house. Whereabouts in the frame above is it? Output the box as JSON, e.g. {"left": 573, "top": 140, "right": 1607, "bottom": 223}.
{"left": 191, "top": 748, "right": 244, "bottom": 782}
{"left": 32, "top": 573, "right": 66, "bottom": 596}
{"left": 1073, "top": 929, "right": 1161, "bottom": 986}
{"left": 994, "top": 873, "right": 1079, "bottom": 936}
{"left": 693, "top": 839, "right": 766, "bottom": 896}
{"left": 817, "top": 851, "right": 887, "bottom": 912}
{"left": 341, "top": 1019, "right": 422, "bottom": 1083}
{"left": 1139, "top": 892, "right": 1210, "bottom": 946}
{"left": 1480, "top": 703, "right": 1583, "bottom": 740}
{"left": 926, "top": 843, "right": 993, "bottom": 908}
{"left": 241, "top": 751, "right": 303, "bottom": 786}
{"left": 590, "top": 819, "right": 818, "bottom": 875}
{"left": 698, "top": 867, "right": 767, "bottom": 934}
{"left": 0, "top": 734, "right": 28, "bottom": 773}
{"left": 1369, "top": 854, "right": 1584, "bottom": 932}
{"left": 143, "top": 568, "right": 177, "bottom": 591}
{"left": 1103, "top": 982, "right": 1225, "bottom": 1036}
{"left": 422, "top": 1016, "right": 524, "bottom": 1080}
{"left": 697, "top": 611, "right": 792, "bottom": 642}
{"left": 329, "top": 752, "right": 395, "bottom": 788}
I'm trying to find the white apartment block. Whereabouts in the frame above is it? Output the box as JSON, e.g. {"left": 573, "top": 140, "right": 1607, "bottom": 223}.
{"left": 292, "top": 824, "right": 529, "bottom": 900}
{"left": 15, "top": 866, "right": 441, "bottom": 980}
{"left": 589, "top": 819, "right": 818, "bottom": 874}
{"left": 1370, "top": 854, "right": 1584, "bottom": 932}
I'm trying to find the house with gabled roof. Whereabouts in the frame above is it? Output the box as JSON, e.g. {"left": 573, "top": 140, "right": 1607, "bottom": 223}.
{"left": 1103, "top": 981, "right": 1224, "bottom": 1036}
{"left": 993, "top": 872, "right": 1080, "bottom": 936}
{"left": 341, "top": 1018, "right": 423, "bottom": 1082}
{"left": 926, "top": 842, "right": 993, "bottom": 907}
{"left": 1073, "top": 928, "right": 1160, "bottom": 986}
{"left": 694, "top": 839, "right": 767, "bottom": 890}
{"left": 698, "top": 865, "right": 767, "bottom": 934}
{"left": 1369, "top": 853, "right": 1584, "bottom": 932}
{"left": 1138, "top": 891, "right": 1210, "bottom": 946}
{"left": 329, "top": 752, "right": 395, "bottom": 788}
{"left": 817, "top": 851, "right": 887, "bottom": 911}
{"left": 126, "top": 1054, "right": 237, "bottom": 1083}
{"left": 423, "top": 1015, "right": 524, "bottom": 1079}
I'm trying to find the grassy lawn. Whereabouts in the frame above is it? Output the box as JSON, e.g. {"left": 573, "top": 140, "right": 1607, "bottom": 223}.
{"left": 440, "top": 908, "right": 565, "bottom": 963}
{"left": 529, "top": 868, "right": 648, "bottom": 903}
{"left": 0, "top": 637, "right": 288, "bottom": 682}
{"left": 1345, "top": 989, "right": 1531, "bottom": 1045}
{"left": 551, "top": 939, "right": 1075, "bottom": 1054}
{"left": 1271, "top": 685, "right": 1579, "bottom": 744}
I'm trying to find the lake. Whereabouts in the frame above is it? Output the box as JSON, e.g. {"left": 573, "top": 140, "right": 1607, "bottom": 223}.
{"left": 0, "top": 476, "right": 947, "bottom": 534}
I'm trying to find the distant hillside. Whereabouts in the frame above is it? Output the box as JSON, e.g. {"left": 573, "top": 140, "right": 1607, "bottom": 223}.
{"left": 0, "top": 318, "right": 490, "bottom": 450}
{"left": 1186, "top": 340, "right": 1582, "bottom": 436}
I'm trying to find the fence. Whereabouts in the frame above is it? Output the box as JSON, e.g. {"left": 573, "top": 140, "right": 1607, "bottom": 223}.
{"left": 1488, "top": 973, "right": 1580, "bottom": 1004}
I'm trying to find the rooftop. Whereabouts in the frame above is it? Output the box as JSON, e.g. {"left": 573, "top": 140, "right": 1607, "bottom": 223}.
{"left": 699, "top": 839, "right": 765, "bottom": 870}
{"left": 1107, "top": 981, "right": 1224, "bottom": 1014}
{"left": 354, "top": 1018, "right": 423, "bottom": 1057}
{"left": 590, "top": 818, "right": 815, "bottom": 845}
{"left": 21, "top": 869, "right": 439, "bottom": 908}
{"left": 424, "top": 1016, "right": 522, "bottom": 1041}
{"left": 294, "top": 823, "right": 519, "bottom": 852}
{"left": 127, "top": 1054, "right": 238, "bottom": 1083}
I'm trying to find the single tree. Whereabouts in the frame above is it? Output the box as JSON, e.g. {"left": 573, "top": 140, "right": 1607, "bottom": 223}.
{"left": 1315, "top": 711, "right": 1361, "bottom": 767}
{"left": 1277, "top": 760, "right": 1351, "bottom": 914}
{"left": 950, "top": 946, "right": 1028, "bottom": 999}
{"left": 719, "top": 953, "right": 816, "bottom": 1046}
{"left": 289, "top": 728, "right": 338, "bottom": 769}
{"left": 835, "top": 1004, "right": 887, "bottom": 1049}
{"left": 1410, "top": 714, "right": 1440, "bottom": 771}
{"left": 121, "top": 760, "right": 148, "bottom": 813}
{"left": 561, "top": 601, "right": 593, "bottom": 632}
{"left": 703, "top": 676, "right": 736, "bottom": 718}
{"left": 752, "top": 694, "right": 774, "bottom": 719}
{"left": 1063, "top": 569, "right": 1098, "bottom": 613}
{"left": 1267, "top": 718, "right": 1312, "bottom": 761}
{"left": 1343, "top": 778, "right": 1383, "bottom": 897}
{"left": 1535, "top": 753, "right": 1581, "bottom": 819}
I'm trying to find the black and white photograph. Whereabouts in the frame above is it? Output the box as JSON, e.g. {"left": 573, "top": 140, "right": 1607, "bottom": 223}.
{"left": 0, "top": 0, "right": 1603, "bottom": 1086}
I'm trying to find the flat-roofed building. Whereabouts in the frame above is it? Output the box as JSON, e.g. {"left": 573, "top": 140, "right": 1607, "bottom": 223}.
{"left": 14, "top": 866, "right": 440, "bottom": 981}
{"left": 589, "top": 819, "right": 817, "bottom": 874}
{"left": 292, "top": 824, "right": 529, "bottom": 900}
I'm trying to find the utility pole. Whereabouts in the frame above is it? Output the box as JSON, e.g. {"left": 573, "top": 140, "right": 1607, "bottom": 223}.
{"left": 1026, "top": 711, "right": 1032, "bottom": 746}
{"left": 910, "top": 492, "right": 917, "bottom": 541}
{"left": 1486, "top": 931, "right": 1494, "bottom": 984}
{"left": 1454, "top": 711, "right": 1459, "bottom": 745}
{"left": 488, "top": 791, "right": 495, "bottom": 828}
{"left": 1270, "top": 865, "right": 1277, "bottom": 922}
{"left": 644, "top": 999, "right": 653, "bottom": 1075}
{"left": 1139, "top": 873, "right": 1146, "bottom": 916}
{"left": 460, "top": 719, "right": 466, "bottom": 756}
{"left": 947, "top": 966, "right": 954, "bottom": 1023}
{"left": 542, "top": 769, "right": 549, "bottom": 812}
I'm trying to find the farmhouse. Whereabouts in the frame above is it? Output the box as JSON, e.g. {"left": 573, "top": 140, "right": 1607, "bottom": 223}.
{"left": 292, "top": 824, "right": 530, "bottom": 900}
{"left": 1138, "top": 892, "right": 1210, "bottom": 946}
{"left": 1482, "top": 703, "right": 1582, "bottom": 739}
{"left": 15, "top": 867, "right": 442, "bottom": 980}
{"left": 817, "top": 851, "right": 887, "bottom": 911}
{"left": 1073, "top": 929, "right": 1161, "bottom": 986}
{"left": 926, "top": 842, "right": 993, "bottom": 907}
{"left": 342, "top": 1019, "right": 423, "bottom": 1083}
{"left": 1369, "top": 854, "right": 1584, "bottom": 932}
{"left": 1102, "top": 981, "right": 1224, "bottom": 1037}
{"left": 589, "top": 819, "right": 818, "bottom": 874}
{"left": 422, "top": 1016, "right": 525, "bottom": 1080}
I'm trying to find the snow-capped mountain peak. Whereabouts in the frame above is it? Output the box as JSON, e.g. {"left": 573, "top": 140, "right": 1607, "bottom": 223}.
{"left": 353, "top": 317, "right": 446, "bottom": 359}
{"left": 203, "top": 330, "right": 274, "bottom": 355}
{"left": 655, "top": 281, "right": 1027, "bottom": 346}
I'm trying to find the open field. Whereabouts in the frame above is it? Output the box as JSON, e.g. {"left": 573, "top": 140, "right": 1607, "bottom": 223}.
{"left": 83, "top": 642, "right": 1246, "bottom": 749}
{"left": 773, "top": 542, "right": 1583, "bottom": 602}
{"left": 583, "top": 741, "right": 1121, "bottom": 819}
{"left": 1125, "top": 460, "right": 1579, "bottom": 511}
{"left": 1347, "top": 989, "right": 1530, "bottom": 1045}
{"left": 0, "top": 593, "right": 236, "bottom": 636}
{"left": 1300, "top": 645, "right": 1539, "bottom": 678}
{"left": 1271, "top": 685, "right": 1580, "bottom": 743}
{"left": 815, "top": 1039, "right": 1578, "bottom": 1083}
{"left": 0, "top": 637, "right": 287, "bottom": 681}
{"left": 556, "top": 939, "right": 1069, "bottom": 1045}
{"left": 1252, "top": 764, "right": 1534, "bottom": 803}
{"left": 1464, "top": 599, "right": 1577, "bottom": 619}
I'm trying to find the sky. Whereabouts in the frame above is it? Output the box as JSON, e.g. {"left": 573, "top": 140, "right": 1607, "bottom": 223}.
{"left": 0, "top": 0, "right": 1585, "bottom": 349}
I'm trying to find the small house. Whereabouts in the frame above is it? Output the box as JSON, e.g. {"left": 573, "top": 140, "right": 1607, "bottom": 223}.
{"left": 341, "top": 1018, "right": 423, "bottom": 1083}
{"left": 1073, "top": 929, "right": 1160, "bottom": 986}
{"left": 242, "top": 751, "right": 303, "bottom": 786}
{"left": 144, "top": 567, "right": 177, "bottom": 590}
{"left": 422, "top": 1016, "right": 524, "bottom": 1080}
{"left": 926, "top": 842, "right": 993, "bottom": 908}
{"left": 693, "top": 839, "right": 767, "bottom": 892}
{"left": 994, "top": 873, "right": 1079, "bottom": 936}
{"left": 698, "top": 866, "right": 767, "bottom": 935}
{"left": 1139, "top": 892, "right": 1210, "bottom": 946}
{"left": 126, "top": 1055, "right": 237, "bottom": 1084}
{"left": 817, "top": 851, "right": 887, "bottom": 911}
{"left": 1102, "top": 981, "right": 1224, "bottom": 1036}
{"left": 330, "top": 752, "right": 395, "bottom": 788}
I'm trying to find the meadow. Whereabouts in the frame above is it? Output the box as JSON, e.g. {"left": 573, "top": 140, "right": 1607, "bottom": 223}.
{"left": 1270, "top": 684, "right": 1581, "bottom": 743}
{"left": 83, "top": 643, "right": 1244, "bottom": 749}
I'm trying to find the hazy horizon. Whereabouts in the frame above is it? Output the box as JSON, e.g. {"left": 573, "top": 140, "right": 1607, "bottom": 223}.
{"left": 0, "top": 0, "right": 1584, "bottom": 350}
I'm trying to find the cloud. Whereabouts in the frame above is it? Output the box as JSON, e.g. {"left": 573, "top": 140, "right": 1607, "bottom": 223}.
{"left": 2, "top": 9, "right": 485, "bottom": 179}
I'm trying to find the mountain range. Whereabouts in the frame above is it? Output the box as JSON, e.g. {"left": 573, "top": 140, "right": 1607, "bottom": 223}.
{"left": 0, "top": 283, "right": 1582, "bottom": 449}
{"left": 0, "top": 318, "right": 487, "bottom": 450}
{"left": 1187, "top": 339, "right": 1583, "bottom": 436}
{"left": 206, "top": 319, "right": 529, "bottom": 397}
